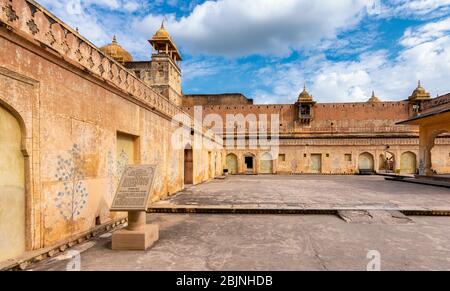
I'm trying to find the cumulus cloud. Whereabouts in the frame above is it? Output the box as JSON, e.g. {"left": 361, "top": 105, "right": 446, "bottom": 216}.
{"left": 37, "top": 0, "right": 146, "bottom": 45}
{"left": 133, "top": 0, "right": 375, "bottom": 57}
{"left": 400, "top": 17, "right": 450, "bottom": 47}
{"left": 253, "top": 16, "right": 450, "bottom": 103}
{"left": 36, "top": 0, "right": 450, "bottom": 104}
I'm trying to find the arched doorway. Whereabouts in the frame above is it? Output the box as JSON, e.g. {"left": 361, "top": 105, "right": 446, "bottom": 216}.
{"left": 260, "top": 152, "right": 273, "bottom": 174}
{"left": 379, "top": 152, "right": 395, "bottom": 173}
{"left": 244, "top": 153, "right": 256, "bottom": 174}
{"left": 184, "top": 147, "right": 193, "bottom": 185}
{"left": 226, "top": 153, "right": 238, "bottom": 175}
{"left": 400, "top": 152, "right": 417, "bottom": 174}
{"left": 359, "top": 152, "right": 374, "bottom": 173}
{"left": 0, "top": 104, "right": 25, "bottom": 262}
{"left": 431, "top": 131, "right": 450, "bottom": 174}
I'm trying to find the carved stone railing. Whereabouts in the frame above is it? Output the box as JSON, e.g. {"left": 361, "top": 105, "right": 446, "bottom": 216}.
{"left": 422, "top": 93, "right": 450, "bottom": 112}
{"left": 0, "top": 0, "right": 190, "bottom": 125}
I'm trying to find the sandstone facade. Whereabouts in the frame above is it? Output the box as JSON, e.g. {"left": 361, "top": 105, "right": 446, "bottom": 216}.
{"left": 0, "top": 0, "right": 222, "bottom": 263}
{"left": 0, "top": 0, "right": 449, "bottom": 265}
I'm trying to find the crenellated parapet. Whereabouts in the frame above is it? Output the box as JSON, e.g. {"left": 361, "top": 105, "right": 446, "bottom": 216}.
{"left": 0, "top": 0, "right": 190, "bottom": 125}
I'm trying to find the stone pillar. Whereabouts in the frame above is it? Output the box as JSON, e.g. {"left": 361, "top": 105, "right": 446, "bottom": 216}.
{"left": 112, "top": 211, "right": 159, "bottom": 251}
{"left": 394, "top": 150, "right": 401, "bottom": 173}
{"left": 127, "top": 211, "right": 146, "bottom": 231}
{"left": 418, "top": 126, "right": 433, "bottom": 176}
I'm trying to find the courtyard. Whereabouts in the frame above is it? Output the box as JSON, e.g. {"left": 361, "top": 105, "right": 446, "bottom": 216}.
{"left": 28, "top": 175, "right": 450, "bottom": 271}
{"left": 151, "top": 175, "right": 450, "bottom": 212}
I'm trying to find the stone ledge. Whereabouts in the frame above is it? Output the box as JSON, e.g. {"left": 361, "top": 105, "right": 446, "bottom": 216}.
{"left": 0, "top": 218, "right": 127, "bottom": 271}
{"left": 385, "top": 177, "right": 450, "bottom": 189}
{"left": 147, "top": 206, "right": 450, "bottom": 216}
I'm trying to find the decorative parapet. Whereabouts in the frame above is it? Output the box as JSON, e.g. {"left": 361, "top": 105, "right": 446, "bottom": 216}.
{"left": 0, "top": 0, "right": 190, "bottom": 125}
{"left": 422, "top": 94, "right": 450, "bottom": 112}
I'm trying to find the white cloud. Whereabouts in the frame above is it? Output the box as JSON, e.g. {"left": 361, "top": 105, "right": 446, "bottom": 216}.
{"left": 253, "top": 16, "right": 450, "bottom": 103}
{"left": 400, "top": 17, "right": 450, "bottom": 47}
{"left": 35, "top": 0, "right": 450, "bottom": 104}
{"left": 37, "top": 0, "right": 146, "bottom": 42}
{"left": 182, "top": 59, "right": 222, "bottom": 80}
{"left": 388, "top": 0, "right": 450, "bottom": 17}
{"left": 133, "top": 0, "right": 375, "bottom": 57}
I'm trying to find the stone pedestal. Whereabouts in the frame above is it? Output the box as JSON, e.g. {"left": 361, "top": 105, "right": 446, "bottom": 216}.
{"left": 112, "top": 211, "right": 159, "bottom": 251}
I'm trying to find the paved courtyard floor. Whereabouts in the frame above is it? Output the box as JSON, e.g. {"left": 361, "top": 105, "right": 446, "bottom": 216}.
{"left": 30, "top": 213, "right": 450, "bottom": 271}
{"left": 151, "top": 175, "right": 450, "bottom": 212}
{"left": 28, "top": 175, "right": 450, "bottom": 271}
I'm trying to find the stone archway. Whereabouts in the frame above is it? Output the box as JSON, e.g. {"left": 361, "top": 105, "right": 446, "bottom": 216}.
{"left": 244, "top": 153, "right": 256, "bottom": 174}
{"left": 260, "top": 152, "right": 273, "bottom": 174}
{"left": 226, "top": 153, "right": 238, "bottom": 175}
{"left": 379, "top": 152, "right": 395, "bottom": 172}
{"left": 0, "top": 104, "right": 26, "bottom": 262}
{"left": 400, "top": 152, "right": 417, "bottom": 174}
{"left": 358, "top": 152, "right": 374, "bottom": 173}
{"left": 430, "top": 131, "right": 450, "bottom": 174}
{"left": 420, "top": 129, "right": 449, "bottom": 175}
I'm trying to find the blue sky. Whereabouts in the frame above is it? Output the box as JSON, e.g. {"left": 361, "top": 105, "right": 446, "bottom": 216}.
{"left": 38, "top": 0, "right": 450, "bottom": 104}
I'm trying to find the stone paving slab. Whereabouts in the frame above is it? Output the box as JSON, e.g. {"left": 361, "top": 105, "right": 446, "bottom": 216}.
{"left": 149, "top": 175, "right": 450, "bottom": 212}
{"left": 28, "top": 214, "right": 450, "bottom": 271}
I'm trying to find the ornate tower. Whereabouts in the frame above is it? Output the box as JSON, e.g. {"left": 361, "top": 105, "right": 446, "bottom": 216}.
{"left": 409, "top": 81, "right": 431, "bottom": 116}
{"left": 295, "top": 86, "right": 316, "bottom": 125}
{"left": 148, "top": 23, "right": 183, "bottom": 106}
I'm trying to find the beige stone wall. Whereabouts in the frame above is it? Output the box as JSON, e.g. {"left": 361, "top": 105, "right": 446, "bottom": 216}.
{"left": 225, "top": 140, "right": 450, "bottom": 175}
{"left": 0, "top": 2, "right": 222, "bottom": 259}
{"left": 183, "top": 94, "right": 254, "bottom": 106}
{"left": 432, "top": 146, "right": 450, "bottom": 174}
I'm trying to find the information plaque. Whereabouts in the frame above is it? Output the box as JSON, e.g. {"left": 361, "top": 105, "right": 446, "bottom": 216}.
{"left": 110, "top": 164, "right": 157, "bottom": 211}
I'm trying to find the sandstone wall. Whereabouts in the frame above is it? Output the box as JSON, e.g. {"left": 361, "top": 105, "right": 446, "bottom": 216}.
{"left": 184, "top": 102, "right": 418, "bottom": 135}
{"left": 183, "top": 93, "right": 254, "bottom": 107}
{"left": 225, "top": 138, "right": 450, "bottom": 175}
{"left": 0, "top": 0, "right": 223, "bottom": 260}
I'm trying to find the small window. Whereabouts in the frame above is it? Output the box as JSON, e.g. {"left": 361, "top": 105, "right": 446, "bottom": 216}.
{"left": 326, "top": 154, "right": 330, "bottom": 158}
{"left": 278, "top": 154, "right": 286, "bottom": 162}
{"left": 304, "top": 154, "right": 307, "bottom": 158}
{"left": 345, "top": 154, "right": 352, "bottom": 162}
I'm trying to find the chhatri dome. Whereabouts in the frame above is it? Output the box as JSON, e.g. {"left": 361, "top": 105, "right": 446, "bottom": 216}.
{"left": 149, "top": 22, "right": 182, "bottom": 62}
{"left": 409, "top": 80, "right": 431, "bottom": 100}
{"left": 297, "top": 85, "right": 314, "bottom": 103}
{"left": 100, "top": 36, "right": 133, "bottom": 64}
{"left": 368, "top": 91, "right": 381, "bottom": 103}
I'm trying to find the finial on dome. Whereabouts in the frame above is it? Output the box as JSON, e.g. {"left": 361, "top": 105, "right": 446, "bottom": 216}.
{"left": 112, "top": 35, "right": 117, "bottom": 44}
{"left": 409, "top": 80, "right": 430, "bottom": 100}
{"left": 297, "top": 85, "right": 314, "bottom": 103}
{"left": 368, "top": 91, "right": 380, "bottom": 103}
